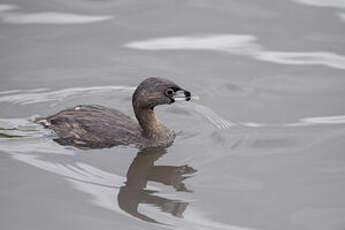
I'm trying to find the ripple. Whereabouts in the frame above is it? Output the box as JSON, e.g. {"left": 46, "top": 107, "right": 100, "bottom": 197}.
{"left": 240, "top": 115, "right": 345, "bottom": 128}
{"left": 0, "top": 117, "right": 67, "bottom": 154}
{"left": 0, "top": 86, "right": 233, "bottom": 131}
{"left": 0, "top": 4, "right": 113, "bottom": 24}
{"left": 299, "top": 115, "right": 345, "bottom": 125}
{"left": 281, "top": 115, "right": 345, "bottom": 127}
{"left": 6, "top": 151, "right": 256, "bottom": 230}
{"left": 125, "top": 34, "right": 260, "bottom": 55}
{"left": 11, "top": 153, "right": 127, "bottom": 211}
{"left": 2, "top": 12, "right": 113, "bottom": 24}
{"left": 191, "top": 103, "right": 233, "bottom": 129}
{"left": 258, "top": 51, "right": 345, "bottom": 69}
{"left": 0, "top": 86, "right": 134, "bottom": 105}
{"left": 125, "top": 34, "right": 345, "bottom": 69}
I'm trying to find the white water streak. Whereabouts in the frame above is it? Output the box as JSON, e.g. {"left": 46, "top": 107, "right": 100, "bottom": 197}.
{"left": 241, "top": 115, "right": 345, "bottom": 128}
{"left": 0, "top": 4, "right": 113, "bottom": 24}
{"left": 191, "top": 103, "right": 233, "bottom": 129}
{"left": 300, "top": 115, "right": 345, "bottom": 124}
{"left": 125, "top": 34, "right": 345, "bottom": 69}
{"left": 2, "top": 12, "right": 113, "bottom": 24}
{"left": 258, "top": 51, "right": 345, "bottom": 69}
{"left": 126, "top": 34, "right": 260, "bottom": 55}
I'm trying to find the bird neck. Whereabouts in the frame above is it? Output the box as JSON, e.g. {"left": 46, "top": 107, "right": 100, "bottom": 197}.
{"left": 134, "top": 107, "right": 169, "bottom": 139}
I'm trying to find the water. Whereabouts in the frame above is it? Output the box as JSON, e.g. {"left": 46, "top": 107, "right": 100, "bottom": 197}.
{"left": 1, "top": 0, "right": 345, "bottom": 230}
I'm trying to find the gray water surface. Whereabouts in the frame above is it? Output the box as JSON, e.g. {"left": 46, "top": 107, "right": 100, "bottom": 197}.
{"left": 1, "top": 0, "right": 345, "bottom": 230}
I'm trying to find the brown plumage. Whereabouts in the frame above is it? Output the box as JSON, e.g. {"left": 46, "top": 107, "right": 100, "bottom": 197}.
{"left": 37, "top": 78, "right": 191, "bottom": 149}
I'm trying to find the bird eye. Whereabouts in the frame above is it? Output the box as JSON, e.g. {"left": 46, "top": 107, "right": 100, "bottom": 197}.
{"left": 165, "top": 88, "right": 174, "bottom": 96}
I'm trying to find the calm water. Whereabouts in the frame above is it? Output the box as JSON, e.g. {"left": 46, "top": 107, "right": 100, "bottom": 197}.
{"left": 1, "top": 0, "right": 345, "bottom": 230}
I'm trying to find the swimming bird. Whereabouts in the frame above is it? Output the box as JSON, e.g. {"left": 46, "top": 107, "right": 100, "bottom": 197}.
{"left": 38, "top": 77, "right": 191, "bottom": 149}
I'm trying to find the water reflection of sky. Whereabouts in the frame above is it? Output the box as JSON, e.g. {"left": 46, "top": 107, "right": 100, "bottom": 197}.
{"left": 125, "top": 34, "right": 345, "bottom": 69}
{"left": 0, "top": 4, "right": 113, "bottom": 24}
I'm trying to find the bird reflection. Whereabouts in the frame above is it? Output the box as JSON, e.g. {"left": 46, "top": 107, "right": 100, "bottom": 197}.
{"left": 118, "top": 148, "right": 197, "bottom": 224}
